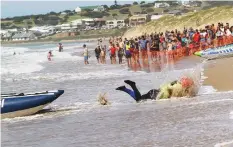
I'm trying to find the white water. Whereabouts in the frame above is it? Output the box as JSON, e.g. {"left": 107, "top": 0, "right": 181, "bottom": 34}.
{"left": 1, "top": 44, "right": 83, "bottom": 75}
{"left": 2, "top": 42, "right": 233, "bottom": 147}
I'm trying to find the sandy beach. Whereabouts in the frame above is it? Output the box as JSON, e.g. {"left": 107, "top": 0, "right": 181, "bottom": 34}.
{"left": 204, "top": 57, "right": 233, "bottom": 91}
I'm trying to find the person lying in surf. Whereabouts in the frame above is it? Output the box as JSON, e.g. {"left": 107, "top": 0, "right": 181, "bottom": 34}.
{"left": 116, "top": 78, "right": 196, "bottom": 102}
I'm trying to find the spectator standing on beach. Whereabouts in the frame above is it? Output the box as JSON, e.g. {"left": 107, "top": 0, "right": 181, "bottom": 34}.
{"left": 125, "top": 41, "right": 132, "bottom": 67}
{"left": 206, "top": 26, "right": 214, "bottom": 46}
{"left": 83, "top": 44, "right": 89, "bottom": 65}
{"left": 159, "top": 33, "right": 166, "bottom": 50}
{"left": 100, "top": 47, "right": 106, "bottom": 64}
{"left": 133, "top": 38, "right": 141, "bottom": 66}
{"left": 216, "top": 27, "right": 224, "bottom": 46}
{"left": 58, "top": 43, "right": 63, "bottom": 52}
{"left": 139, "top": 35, "right": 148, "bottom": 56}
{"left": 200, "top": 29, "right": 207, "bottom": 48}
{"left": 95, "top": 46, "right": 101, "bottom": 63}
{"left": 193, "top": 30, "right": 200, "bottom": 45}
{"left": 188, "top": 28, "right": 194, "bottom": 41}
{"left": 117, "top": 43, "right": 124, "bottom": 64}
{"left": 150, "top": 39, "right": 158, "bottom": 60}
{"left": 225, "top": 26, "right": 231, "bottom": 36}
{"left": 109, "top": 44, "right": 117, "bottom": 64}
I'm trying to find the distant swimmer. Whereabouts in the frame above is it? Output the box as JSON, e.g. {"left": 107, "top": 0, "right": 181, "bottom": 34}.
{"left": 58, "top": 43, "right": 63, "bottom": 52}
{"left": 116, "top": 78, "right": 196, "bottom": 102}
{"left": 47, "top": 50, "right": 53, "bottom": 61}
{"left": 13, "top": 52, "right": 16, "bottom": 55}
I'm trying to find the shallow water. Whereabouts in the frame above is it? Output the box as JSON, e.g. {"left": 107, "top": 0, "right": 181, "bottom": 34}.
{"left": 1, "top": 42, "right": 233, "bottom": 147}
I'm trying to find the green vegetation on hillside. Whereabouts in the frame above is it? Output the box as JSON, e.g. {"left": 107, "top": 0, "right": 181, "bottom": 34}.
{"left": 124, "top": 6, "right": 233, "bottom": 38}
{"left": 2, "top": 1, "right": 233, "bottom": 29}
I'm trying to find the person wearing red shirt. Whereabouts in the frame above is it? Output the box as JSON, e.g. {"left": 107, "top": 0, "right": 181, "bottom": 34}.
{"left": 193, "top": 30, "right": 200, "bottom": 44}
{"left": 110, "top": 44, "right": 117, "bottom": 64}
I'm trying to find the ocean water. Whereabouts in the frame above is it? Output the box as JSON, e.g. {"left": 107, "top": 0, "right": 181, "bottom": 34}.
{"left": 1, "top": 42, "right": 233, "bottom": 147}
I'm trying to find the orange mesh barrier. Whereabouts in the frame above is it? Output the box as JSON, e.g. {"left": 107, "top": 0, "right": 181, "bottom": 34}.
{"left": 128, "top": 36, "right": 233, "bottom": 72}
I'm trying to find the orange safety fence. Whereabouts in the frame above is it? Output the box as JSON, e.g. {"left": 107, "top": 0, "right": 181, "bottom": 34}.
{"left": 128, "top": 36, "right": 233, "bottom": 72}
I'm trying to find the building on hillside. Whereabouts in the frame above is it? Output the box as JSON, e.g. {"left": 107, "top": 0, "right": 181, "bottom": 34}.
{"left": 129, "top": 14, "right": 148, "bottom": 26}
{"left": 154, "top": 2, "right": 170, "bottom": 8}
{"left": 150, "top": 15, "right": 164, "bottom": 21}
{"left": 168, "top": 10, "right": 182, "bottom": 16}
{"left": 60, "top": 24, "right": 72, "bottom": 30}
{"left": 94, "top": 18, "right": 106, "bottom": 27}
{"left": 82, "top": 18, "right": 95, "bottom": 26}
{"left": 71, "top": 19, "right": 86, "bottom": 29}
{"left": 105, "top": 15, "right": 128, "bottom": 28}
{"left": 3, "top": 28, "right": 18, "bottom": 33}
{"left": 93, "top": 5, "right": 105, "bottom": 12}
{"left": 29, "top": 26, "right": 56, "bottom": 34}
{"left": 1, "top": 32, "right": 13, "bottom": 41}
{"left": 75, "top": 7, "right": 82, "bottom": 13}
{"left": 181, "top": 0, "right": 190, "bottom": 5}
{"left": 12, "top": 32, "right": 38, "bottom": 41}
{"left": 54, "top": 25, "right": 62, "bottom": 31}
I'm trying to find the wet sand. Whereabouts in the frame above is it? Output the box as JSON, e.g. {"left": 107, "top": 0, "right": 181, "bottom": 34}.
{"left": 204, "top": 57, "right": 233, "bottom": 91}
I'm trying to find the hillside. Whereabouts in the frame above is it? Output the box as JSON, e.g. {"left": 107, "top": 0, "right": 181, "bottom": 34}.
{"left": 123, "top": 6, "right": 233, "bottom": 38}
{"left": 1, "top": 3, "right": 176, "bottom": 29}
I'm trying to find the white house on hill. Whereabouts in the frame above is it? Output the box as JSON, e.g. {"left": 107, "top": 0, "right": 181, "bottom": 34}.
{"left": 75, "top": 7, "right": 82, "bottom": 13}
{"left": 93, "top": 5, "right": 105, "bottom": 12}
{"left": 154, "top": 2, "right": 170, "bottom": 8}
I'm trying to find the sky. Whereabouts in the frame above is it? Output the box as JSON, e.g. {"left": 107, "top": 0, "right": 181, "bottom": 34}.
{"left": 1, "top": 0, "right": 138, "bottom": 18}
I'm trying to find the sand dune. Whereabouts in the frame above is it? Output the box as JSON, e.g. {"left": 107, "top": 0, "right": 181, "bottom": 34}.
{"left": 124, "top": 6, "right": 233, "bottom": 38}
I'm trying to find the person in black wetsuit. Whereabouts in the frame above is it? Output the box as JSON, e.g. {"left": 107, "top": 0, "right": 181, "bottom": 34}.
{"left": 116, "top": 80, "right": 160, "bottom": 102}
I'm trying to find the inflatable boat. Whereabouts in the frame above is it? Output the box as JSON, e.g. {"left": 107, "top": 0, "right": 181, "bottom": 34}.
{"left": 1, "top": 90, "right": 64, "bottom": 119}
{"left": 194, "top": 44, "right": 233, "bottom": 58}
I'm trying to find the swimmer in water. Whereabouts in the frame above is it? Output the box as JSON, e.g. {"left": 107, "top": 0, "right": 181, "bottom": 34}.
{"left": 58, "top": 43, "right": 63, "bottom": 52}
{"left": 116, "top": 78, "right": 195, "bottom": 102}
{"left": 47, "top": 50, "right": 53, "bottom": 61}
{"left": 13, "top": 52, "right": 16, "bottom": 55}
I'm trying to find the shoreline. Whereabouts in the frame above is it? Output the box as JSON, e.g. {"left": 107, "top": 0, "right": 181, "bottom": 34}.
{"left": 203, "top": 57, "right": 233, "bottom": 92}
{"left": 1, "top": 38, "right": 105, "bottom": 45}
